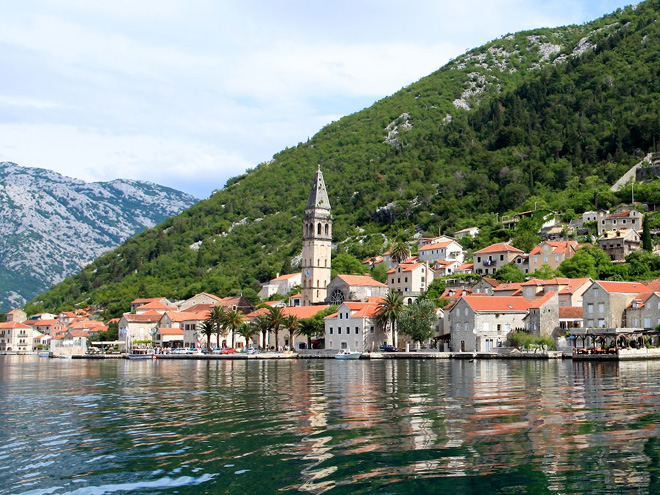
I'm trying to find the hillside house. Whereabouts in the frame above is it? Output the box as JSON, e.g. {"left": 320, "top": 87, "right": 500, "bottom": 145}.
{"left": 387, "top": 262, "right": 433, "bottom": 305}
{"left": 158, "top": 311, "right": 209, "bottom": 349}
{"left": 521, "top": 278, "right": 592, "bottom": 307}
{"left": 512, "top": 254, "right": 530, "bottom": 273}
{"left": 472, "top": 278, "right": 499, "bottom": 295}
{"left": 473, "top": 243, "right": 524, "bottom": 275}
{"left": 528, "top": 241, "right": 578, "bottom": 272}
{"left": 130, "top": 297, "right": 171, "bottom": 313}
{"left": 597, "top": 229, "right": 641, "bottom": 261}
{"left": 135, "top": 301, "right": 178, "bottom": 315}
{"left": 25, "top": 319, "right": 64, "bottom": 337}
{"left": 454, "top": 227, "right": 479, "bottom": 239}
{"left": 178, "top": 293, "right": 222, "bottom": 311}
{"left": 119, "top": 312, "right": 162, "bottom": 348}
{"left": 417, "top": 240, "right": 465, "bottom": 265}
{"left": 523, "top": 291, "right": 559, "bottom": 337}
{"left": 258, "top": 272, "right": 302, "bottom": 300}
{"left": 6, "top": 309, "right": 26, "bottom": 323}
{"left": 432, "top": 259, "right": 461, "bottom": 276}
{"left": 599, "top": 207, "right": 643, "bottom": 235}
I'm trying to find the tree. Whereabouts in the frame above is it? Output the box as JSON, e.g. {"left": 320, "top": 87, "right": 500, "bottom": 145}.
{"left": 252, "top": 315, "right": 270, "bottom": 350}
{"left": 331, "top": 253, "right": 367, "bottom": 278}
{"left": 558, "top": 247, "right": 612, "bottom": 279}
{"left": 283, "top": 314, "right": 299, "bottom": 350}
{"left": 199, "top": 319, "right": 215, "bottom": 349}
{"left": 493, "top": 263, "right": 526, "bottom": 283}
{"left": 209, "top": 306, "right": 228, "bottom": 348}
{"left": 98, "top": 320, "right": 119, "bottom": 341}
{"left": 237, "top": 322, "right": 256, "bottom": 347}
{"left": 223, "top": 309, "right": 245, "bottom": 349}
{"left": 296, "top": 319, "right": 318, "bottom": 348}
{"left": 390, "top": 241, "right": 411, "bottom": 264}
{"left": 266, "top": 306, "right": 286, "bottom": 350}
{"left": 533, "top": 264, "right": 556, "bottom": 280}
{"left": 371, "top": 264, "right": 388, "bottom": 283}
{"left": 398, "top": 300, "right": 437, "bottom": 345}
{"left": 642, "top": 215, "right": 653, "bottom": 252}
{"left": 376, "top": 292, "right": 404, "bottom": 347}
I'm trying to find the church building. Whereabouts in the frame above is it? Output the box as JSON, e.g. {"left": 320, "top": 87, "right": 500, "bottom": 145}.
{"left": 301, "top": 166, "right": 332, "bottom": 306}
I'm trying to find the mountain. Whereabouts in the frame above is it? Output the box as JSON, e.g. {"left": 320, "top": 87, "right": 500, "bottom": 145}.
{"left": 27, "top": 1, "right": 660, "bottom": 317}
{"left": 0, "top": 162, "right": 198, "bottom": 311}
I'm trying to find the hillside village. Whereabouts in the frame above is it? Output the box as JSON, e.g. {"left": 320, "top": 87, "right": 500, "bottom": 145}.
{"left": 3, "top": 165, "right": 660, "bottom": 358}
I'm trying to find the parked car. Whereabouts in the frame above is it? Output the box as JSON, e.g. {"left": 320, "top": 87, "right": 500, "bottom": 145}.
{"left": 380, "top": 345, "right": 399, "bottom": 352}
{"left": 172, "top": 348, "right": 187, "bottom": 354}
{"left": 220, "top": 348, "right": 236, "bottom": 354}
{"left": 245, "top": 347, "right": 260, "bottom": 354}
{"left": 212, "top": 348, "right": 224, "bottom": 354}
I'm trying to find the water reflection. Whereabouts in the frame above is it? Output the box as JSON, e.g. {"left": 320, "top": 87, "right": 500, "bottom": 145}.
{"left": 2, "top": 356, "right": 660, "bottom": 494}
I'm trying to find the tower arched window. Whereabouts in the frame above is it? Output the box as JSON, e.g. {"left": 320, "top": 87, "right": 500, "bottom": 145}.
{"left": 325, "top": 224, "right": 329, "bottom": 235}
{"left": 317, "top": 223, "right": 322, "bottom": 235}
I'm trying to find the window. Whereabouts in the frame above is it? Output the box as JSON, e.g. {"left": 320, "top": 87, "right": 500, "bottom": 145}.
{"left": 593, "top": 288, "right": 599, "bottom": 297}
{"left": 598, "top": 319, "right": 605, "bottom": 328}
{"left": 500, "top": 255, "right": 504, "bottom": 261}
{"left": 644, "top": 318, "right": 651, "bottom": 328}
{"left": 598, "top": 303, "right": 604, "bottom": 313}
{"left": 355, "top": 327, "right": 359, "bottom": 334}
{"left": 370, "top": 326, "right": 374, "bottom": 333}
{"left": 317, "top": 223, "right": 322, "bottom": 235}
{"left": 329, "top": 328, "right": 333, "bottom": 334}
{"left": 338, "top": 328, "right": 341, "bottom": 334}
{"left": 325, "top": 224, "right": 329, "bottom": 235}
{"left": 588, "top": 304, "right": 593, "bottom": 314}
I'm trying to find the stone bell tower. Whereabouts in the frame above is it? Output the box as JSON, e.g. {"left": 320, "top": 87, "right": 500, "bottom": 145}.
{"left": 301, "top": 165, "right": 332, "bottom": 306}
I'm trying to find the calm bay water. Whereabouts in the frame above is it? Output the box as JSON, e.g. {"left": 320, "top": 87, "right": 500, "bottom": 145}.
{"left": 1, "top": 357, "right": 660, "bottom": 494}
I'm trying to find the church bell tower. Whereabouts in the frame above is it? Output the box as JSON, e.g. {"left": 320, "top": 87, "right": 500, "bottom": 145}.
{"left": 301, "top": 165, "right": 332, "bottom": 306}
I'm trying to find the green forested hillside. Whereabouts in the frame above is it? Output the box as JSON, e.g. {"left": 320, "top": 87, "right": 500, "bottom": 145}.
{"left": 27, "top": 1, "right": 660, "bottom": 317}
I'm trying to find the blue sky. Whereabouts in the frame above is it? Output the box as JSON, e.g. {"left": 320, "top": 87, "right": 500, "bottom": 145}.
{"left": 0, "top": 0, "right": 630, "bottom": 198}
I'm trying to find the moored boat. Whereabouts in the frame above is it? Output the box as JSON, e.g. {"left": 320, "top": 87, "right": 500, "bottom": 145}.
{"left": 127, "top": 349, "right": 157, "bottom": 360}
{"left": 335, "top": 349, "right": 361, "bottom": 360}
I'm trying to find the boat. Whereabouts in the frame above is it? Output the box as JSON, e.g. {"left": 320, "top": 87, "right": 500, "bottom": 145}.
{"left": 127, "top": 349, "right": 157, "bottom": 360}
{"left": 37, "top": 351, "right": 50, "bottom": 358}
{"left": 335, "top": 349, "right": 361, "bottom": 360}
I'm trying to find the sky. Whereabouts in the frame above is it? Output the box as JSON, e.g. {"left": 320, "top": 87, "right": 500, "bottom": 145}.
{"left": 0, "top": 0, "right": 631, "bottom": 199}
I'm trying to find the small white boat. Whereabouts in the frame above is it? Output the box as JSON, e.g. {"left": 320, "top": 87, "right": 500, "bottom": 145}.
{"left": 127, "top": 349, "right": 157, "bottom": 360}
{"left": 37, "top": 351, "right": 50, "bottom": 358}
{"left": 335, "top": 349, "right": 361, "bottom": 360}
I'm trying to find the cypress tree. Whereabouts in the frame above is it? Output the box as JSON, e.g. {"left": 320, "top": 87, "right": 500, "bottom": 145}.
{"left": 642, "top": 215, "right": 653, "bottom": 252}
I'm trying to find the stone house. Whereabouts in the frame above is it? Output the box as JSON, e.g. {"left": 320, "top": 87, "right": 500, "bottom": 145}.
{"left": 25, "top": 319, "right": 64, "bottom": 337}
{"left": 512, "top": 253, "right": 530, "bottom": 273}
{"left": 325, "top": 275, "right": 389, "bottom": 305}
{"left": 177, "top": 293, "right": 222, "bottom": 311}
{"left": 0, "top": 321, "right": 33, "bottom": 352}
{"left": 135, "top": 301, "right": 178, "bottom": 315}
{"left": 528, "top": 241, "right": 578, "bottom": 272}
{"left": 449, "top": 296, "right": 529, "bottom": 352}
{"left": 119, "top": 311, "right": 162, "bottom": 348}
{"left": 6, "top": 309, "right": 26, "bottom": 323}
{"left": 454, "top": 263, "right": 474, "bottom": 274}
{"left": 130, "top": 297, "right": 171, "bottom": 313}
{"left": 521, "top": 278, "right": 592, "bottom": 307}
{"left": 472, "top": 278, "right": 499, "bottom": 295}
{"left": 597, "top": 229, "right": 641, "bottom": 261}
{"left": 324, "top": 301, "right": 387, "bottom": 352}
{"left": 154, "top": 328, "right": 185, "bottom": 348}
{"left": 258, "top": 272, "right": 302, "bottom": 300}
{"left": 599, "top": 207, "right": 643, "bottom": 235}
{"left": 559, "top": 307, "right": 584, "bottom": 331}
{"left": 387, "top": 262, "right": 433, "bottom": 305}
{"left": 523, "top": 291, "right": 559, "bottom": 337}
{"left": 493, "top": 283, "right": 523, "bottom": 297}
{"left": 473, "top": 243, "right": 524, "bottom": 275}
{"left": 454, "top": 227, "right": 480, "bottom": 239}
{"left": 582, "top": 280, "right": 651, "bottom": 328}
{"left": 432, "top": 259, "right": 461, "bottom": 276}
{"left": 624, "top": 292, "right": 660, "bottom": 330}
{"left": 417, "top": 240, "right": 465, "bottom": 265}
{"left": 158, "top": 311, "right": 209, "bottom": 348}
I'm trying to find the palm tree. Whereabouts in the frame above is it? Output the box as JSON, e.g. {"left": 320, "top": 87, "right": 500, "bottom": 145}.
{"left": 390, "top": 241, "right": 411, "bottom": 265}
{"left": 296, "top": 318, "right": 318, "bottom": 349}
{"left": 283, "top": 314, "right": 299, "bottom": 351}
{"left": 209, "top": 306, "right": 227, "bottom": 348}
{"left": 266, "top": 306, "right": 286, "bottom": 350}
{"left": 199, "top": 319, "right": 215, "bottom": 350}
{"left": 224, "top": 309, "right": 245, "bottom": 349}
{"left": 253, "top": 315, "right": 270, "bottom": 350}
{"left": 376, "top": 292, "right": 404, "bottom": 347}
{"left": 237, "top": 322, "right": 256, "bottom": 347}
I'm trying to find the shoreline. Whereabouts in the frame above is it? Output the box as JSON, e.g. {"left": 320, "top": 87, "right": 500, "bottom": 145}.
{"left": 4, "top": 349, "right": 660, "bottom": 360}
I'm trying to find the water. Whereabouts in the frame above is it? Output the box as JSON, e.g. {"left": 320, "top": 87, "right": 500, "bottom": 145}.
{"left": 1, "top": 357, "right": 660, "bottom": 494}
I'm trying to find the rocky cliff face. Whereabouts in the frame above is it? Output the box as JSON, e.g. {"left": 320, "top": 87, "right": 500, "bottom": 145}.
{"left": 0, "top": 162, "right": 198, "bottom": 311}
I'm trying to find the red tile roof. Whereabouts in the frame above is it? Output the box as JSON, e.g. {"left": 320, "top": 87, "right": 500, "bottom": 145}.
{"left": 137, "top": 301, "right": 178, "bottom": 311}
{"left": 123, "top": 313, "right": 163, "bottom": 323}
{"left": 558, "top": 278, "right": 592, "bottom": 294}
{"left": 0, "top": 321, "right": 31, "bottom": 329}
{"left": 163, "top": 311, "right": 208, "bottom": 322}
{"left": 156, "top": 328, "right": 185, "bottom": 336}
{"left": 271, "top": 273, "right": 301, "bottom": 282}
{"left": 527, "top": 291, "right": 557, "bottom": 309}
{"left": 336, "top": 275, "right": 388, "bottom": 287}
{"left": 131, "top": 297, "right": 166, "bottom": 304}
{"left": 419, "top": 241, "right": 454, "bottom": 251}
{"left": 462, "top": 296, "right": 529, "bottom": 312}
{"left": 559, "top": 307, "right": 583, "bottom": 319}
{"left": 529, "top": 241, "right": 577, "bottom": 256}
{"left": 474, "top": 243, "right": 523, "bottom": 255}
{"left": 597, "top": 281, "right": 651, "bottom": 293}
{"left": 493, "top": 283, "right": 523, "bottom": 292}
